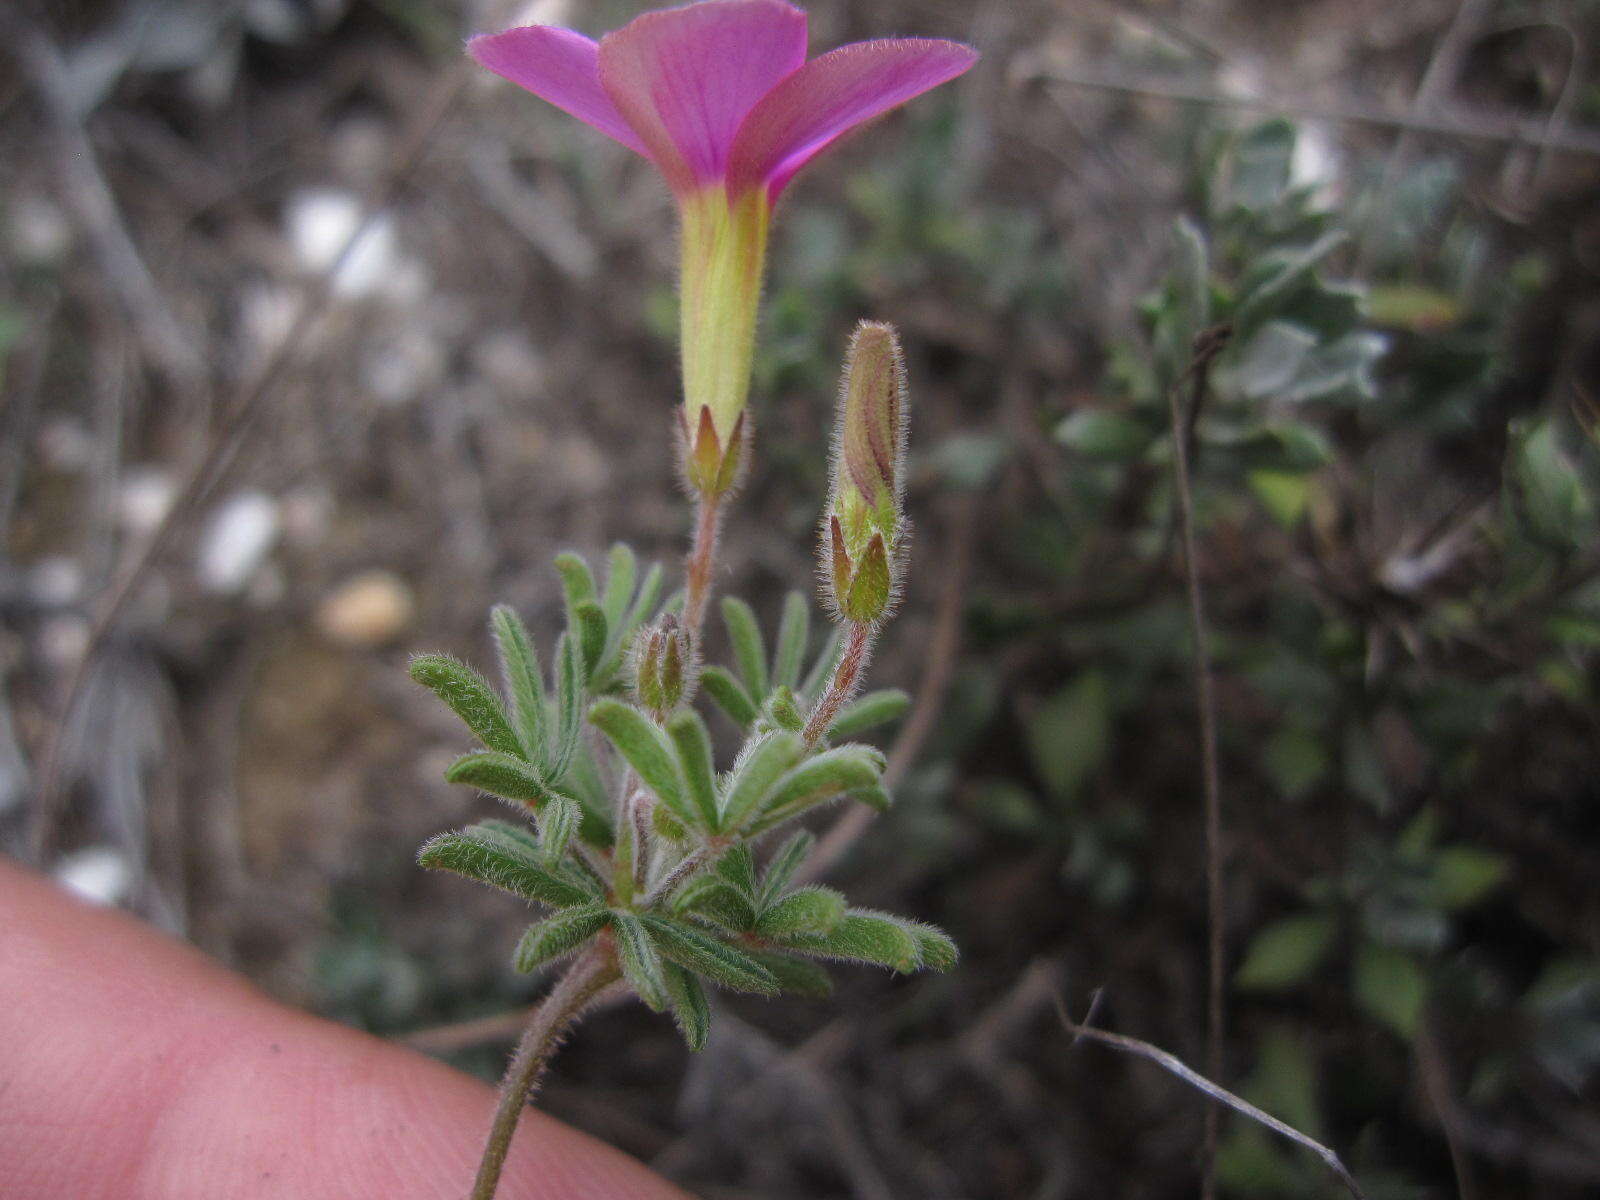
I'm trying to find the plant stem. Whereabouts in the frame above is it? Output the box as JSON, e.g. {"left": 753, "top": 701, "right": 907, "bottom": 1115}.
{"left": 803, "top": 622, "right": 874, "bottom": 746}
{"left": 682, "top": 490, "right": 723, "bottom": 643}
{"left": 469, "top": 946, "right": 621, "bottom": 1200}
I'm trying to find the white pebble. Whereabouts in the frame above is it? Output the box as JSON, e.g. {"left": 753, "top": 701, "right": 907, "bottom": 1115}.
{"left": 197, "top": 491, "right": 280, "bottom": 594}
{"left": 55, "top": 846, "right": 132, "bottom": 906}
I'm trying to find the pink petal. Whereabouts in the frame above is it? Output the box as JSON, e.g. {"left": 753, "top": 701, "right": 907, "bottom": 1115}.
{"left": 727, "top": 38, "right": 978, "bottom": 200}
{"left": 598, "top": 0, "right": 808, "bottom": 195}
{"left": 469, "top": 26, "right": 649, "bottom": 157}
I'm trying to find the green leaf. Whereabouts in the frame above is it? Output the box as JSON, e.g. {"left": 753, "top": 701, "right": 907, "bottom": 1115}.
{"left": 556, "top": 733, "right": 614, "bottom": 847}
{"left": 663, "top": 962, "right": 711, "bottom": 1051}
{"left": 553, "top": 551, "right": 598, "bottom": 609}
{"left": 514, "top": 904, "right": 608, "bottom": 972}
{"left": 700, "top": 666, "right": 758, "bottom": 729}
{"left": 718, "top": 731, "right": 807, "bottom": 832}
{"left": 1025, "top": 671, "right": 1110, "bottom": 805}
{"left": 1054, "top": 410, "right": 1152, "bottom": 462}
{"left": 1427, "top": 846, "right": 1509, "bottom": 910}
{"left": 1262, "top": 727, "right": 1328, "bottom": 802}
{"left": 909, "top": 922, "right": 959, "bottom": 972}
{"left": 764, "top": 685, "right": 804, "bottom": 732}
{"left": 758, "top": 831, "right": 815, "bottom": 907}
{"left": 588, "top": 699, "right": 690, "bottom": 825}
{"left": 548, "top": 633, "right": 583, "bottom": 780}
{"left": 539, "top": 794, "right": 580, "bottom": 862}
{"left": 573, "top": 600, "right": 608, "bottom": 678}
{"left": 673, "top": 876, "right": 756, "bottom": 932}
{"left": 721, "top": 597, "right": 769, "bottom": 700}
{"left": 781, "top": 909, "right": 922, "bottom": 973}
{"left": 443, "top": 751, "right": 555, "bottom": 807}
{"left": 409, "top": 655, "right": 523, "bottom": 758}
{"left": 745, "top": 949, "right": 833, "bottom": 998}
{"left": 771, "top": 592, "right": 810, "bottom": 691}
{"left": 613, "top": 911, "right": 669, "bottom": 1011}
{"left": 639, "top": 914, "right": 779, "bottom": 995}
{"left": 828, "top": 689, "right": 910, "bottom": 740}
{"left": 713, "top": 843, "right": 758, "bottom": 898}
{"left": 756, "top": 886, "right": 846, "bottom": 937}
{"left": 601, "top": 543, "right": 637, "bottom": 631}
{"left": 490, "top": 605, "right": 547, "bottom": 766}
{"left": 1235, "top": 913, "right": 1338, "bottom": 991}
{"left": 1354, "top": 942, "right": 1428, "bottom": 1039}
{"left": 1248, "top": 469, "right": 1311, "bottom": 528}
{"left": 418, "top": 825, "right": 597, "bottom": 908}
{"left": 665, "top": 710, "right": 719, "bottom": 830}
{"left": 621, "top": 564, "right": 665, "bottom": 644}
{"left": 749, "top": 745, "right": 884, "bottom": 829}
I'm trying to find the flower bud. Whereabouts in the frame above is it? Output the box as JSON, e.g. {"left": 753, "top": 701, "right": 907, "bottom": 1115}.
{"left": 633, "top": 613, "right": 693, "bottom": 715}
{"left": 821, "top": 322, "right": 908, "bottom": 624}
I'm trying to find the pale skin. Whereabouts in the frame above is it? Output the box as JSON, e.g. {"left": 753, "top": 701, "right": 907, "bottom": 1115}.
{"left": 0, "top": 856, "right": 690, "bottom": 1200}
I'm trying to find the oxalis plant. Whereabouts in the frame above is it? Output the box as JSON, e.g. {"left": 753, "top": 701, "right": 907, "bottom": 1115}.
{"left": 407, "top": 4, "right": 976, "bottom": 1197}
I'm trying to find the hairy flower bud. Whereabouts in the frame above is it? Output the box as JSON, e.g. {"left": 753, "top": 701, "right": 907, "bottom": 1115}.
{"left": 633, "top": 613, "right": 693, "bottom": 715}
{"left": 821, "top": 322, "right": 908, "bottom": 625}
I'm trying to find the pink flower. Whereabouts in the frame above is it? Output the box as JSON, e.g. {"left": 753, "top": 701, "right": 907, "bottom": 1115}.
{"left": 470, "top": 1, "right": 976, "bottom": 492}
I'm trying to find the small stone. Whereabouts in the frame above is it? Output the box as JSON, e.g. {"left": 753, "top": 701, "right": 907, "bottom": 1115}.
{"left": 285, "top": 188, "right": 396, "bottom": 299}
{"left": 316, "top": 570, "right": 414, "bottom": 647}
{"left": 197, "top": 492, "right": 280, "bottom": 595}
{"left": 7, "top": 195, "right": 72, "bottom": 266}
{"left": 55, "top": 846, "right": 131, "bottom": 906}
{"left": 118, "top": 467, "right": 177, "bottom": 536}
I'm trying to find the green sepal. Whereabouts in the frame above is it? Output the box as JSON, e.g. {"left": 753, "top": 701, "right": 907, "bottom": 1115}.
{"left": 573, "top": 600, "right": 608, "bottom": 678}
{"left": 539, "top": 794, "right": 580, "bottom": 862}
{"left": 409, "top": 655, "right": 522, "bottom": 758}
{"left": 418, "top": 825, "right": 598, "bottom": 908}
{"left": 779, "top": 909, "right": 923, "bottom": 973}
{"left": 756, "top": 886, "right": 847, "bottom": 937}
{"left": 638, "top": 914, "right": 779, "bottom": 995}
{"left": 700, "top": 666, "right": 758, "bottom": 728}
{"left": 613, "top": 911, "right": 669, "bottom": 1011}
{"left": 601, "top": 543, "right": 637, "bottom": 631}
{"left": 745, "top": 949, "right": 834, "bottom": 999}
{"left": 663, "top": 962, "right": 711, "bottom": 1052}
{"left": 771, "top": 591, "right": 810, "bottom": 691}
{"left": 490, "top": 605, "right": 547, "bottom": 766}
{"left": 748, "top": 745, "right": 884, "bottom": 830}
{"left": 514, "top": 904, "right": 608, "bottom": 972}
{"left": 673, "top": 876, "right": 757, "bottom": 932}
{"left": 588, "top": 699, "right": 691, "bottom": 826}
{"left": 758, "top": 830, "right": 815, "bottom": 908}
{"left": 720, "top": 597, "right": 769, "bottom": 700}
{"left": 443, "top": 750, "right": 554, "bottom": 807}
{"left": 841, "top": 534, "right": 892, "bottom": 624}
{"left": 829, "top": 689, "right": 910, "bottom": 740}
{"left": 718, "top": 731, "right": 806, "bottom": 832}
{"left": 665, "top": 710, "right": 719, "bottom": 830}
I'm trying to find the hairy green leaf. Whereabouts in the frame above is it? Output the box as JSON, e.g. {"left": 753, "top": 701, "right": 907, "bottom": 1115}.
{"left": 719, "top": 731, "right": 806, "bottom": 832}
{"left": 588, "top": 699, "right": 690, "bottom": 825}
{"left": 674, "top": 877, "right": 756, "bottom": 933}
{"left": 828, "top": 689, "right": 910, "bottom": 740}
{"left": 490, "top": 605, "right": 547, "bottom": 766}
{"left": 771, "top": 591, "right": 810, "bottom": 691}
{"left": 418, "top": 825, "right": 597, "bottom": 908}
{"left": 553, "top": 551, "right": 597, "bottom": 609}
{"left": 639, "top": 914, "right": 778, "bottom": 995}
{"left": 666, "top": 710, "right": 718, "bottom": 830}
{"left": 443, "top": 751, "right": 554, "bottom": 807}
{"left": 700, "top": 666, "right": 758, "bottom": 728}
{"left": 745, "top": 949, "right": 834, "bottom": 999}
{"left": 549, "top": 633, "right": 583, "bottom": 780}
{"left": 751, "top": 745, "right": 883, "bottom": 828}
{"left": 720, "top": 597, "right": 769, "bottom": 700}
{"left": 514, "top": 904, "right": 608, "bottom": 972}
{"left": 758, "top": 831, "right": 815, "bottom": 908}
{"left": 613, "top": 911, "right": 668, "bottom": 1011}
{"left": 906, "top": 921, "right": 958, "bottom": 972}
{"left": 409, "top": 655, "right": 522, "bottom": 758}
{"left": 574, "top": 600, "right": 608, "bottom": 678}
{"left": 601, "top": 543, "right": 637, "bottom": 630}
{"left": 781, "top": 910, "right": 922, "bottom": 973}
{"left": 663, "top": 962, "right": 711, "bottom": 1052}
{"left": 714, "top": 843, "right": 758, "bottom": 898}
{"left": 756, "top": 886, "right": 846, "bottom": 937}
{"left": 540, "top": 794, "right": 580, "bottom": 862}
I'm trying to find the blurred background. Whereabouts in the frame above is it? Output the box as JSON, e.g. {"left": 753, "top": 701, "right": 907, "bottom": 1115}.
{"left": 4, "top": 0, "right": 1599, "bottom": 1196}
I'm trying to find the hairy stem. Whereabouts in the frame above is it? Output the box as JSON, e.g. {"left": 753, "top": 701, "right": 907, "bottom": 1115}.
{"left": 470, "top": 946, "right": 621, "bottom": 1200}
{"left": 803, "top": 622, "right": 874, "bottom": 746}
{"left": 682, "top": 491, "right": 723, "bottom": 643}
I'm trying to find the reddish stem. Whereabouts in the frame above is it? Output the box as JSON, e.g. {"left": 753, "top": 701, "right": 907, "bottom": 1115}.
{"left": 803, "top": 622, "right": 874, "bottom": 746}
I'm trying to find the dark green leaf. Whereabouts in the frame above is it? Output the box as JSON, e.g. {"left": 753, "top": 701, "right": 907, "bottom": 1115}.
{"left": 909, "top": 922, "right": 959, "bottom": 972}
{"left": 589, "top": 699, "right": 690, "bottom": 825}
{"left": 574, "top": 600, "right": 608, "bottom": 678}
{"left": 514, "top": 904, "right": 608, "bottom": 972}
{"left": 745, "top": 949, "right": 834, "bottom": 998}
{"left": 756, "top": 886, "right": 846, "bottom": 937}
{"left": 1427, "top": 847, "right": 1509, "bottom": 911}
{"left": 713, "top": 843, "right": 757, "bottom": 898}
{"left": 828, "top": 689, "right": 910, "bottom": 740}
{"left": 758, "top": 831, "right": 815, "bottom": 908}
{"left": 549, "top": 633, "right": 583, "bottom": 780}
{"left": 409, "top": 655, "right": 522, "bottom": 758}
{"left": 1353, "top": 942, "right": 1428, "bottom": 1040}
{"left": 719, "top": 731, "right": 806, "bottom": 831}
{"left": 1236, "top": 913, "right": 1338, "bottom": 991}
{"left": 418, "top": 825, "right": 597, "bottom": 907}
{"left": 674, "top": 877, "right": 756, "bottom": 932}
{"left": 780, "top": 909, "right": 922, "bottom": 973}
{"left": 665, "top": 710, "right": 718, "bottom": 830}
{"left": 771, "top": 592, "right": 810, "bottom": 691}
{"left": 540, "top": 794, "right": 580, "bottom": 862}
{"left": 721, "top": 597, "right": 769, "bottom": 700}
{"left": 613, "top": 911, "right": 668, "bottom": 1011}
{"left": 1025, "top": 671, "right": 1110, "bottom": 804}
{"left": 444, "top": 751, "right": 554, "bottom": 807}
{"left": 750, "top": 745, "right": 884, "bottom": 828}
{"left": 639, "top": 914, "right": 779, "bottom": 995}
{"left": 700, "top": 666, "right": 758, "bottom": 729}
{"left": 663, "top": 962, "right": 711, "bottom": 1051}
{"left": 490, "top": 605, "right": 547, "bottom": 766}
